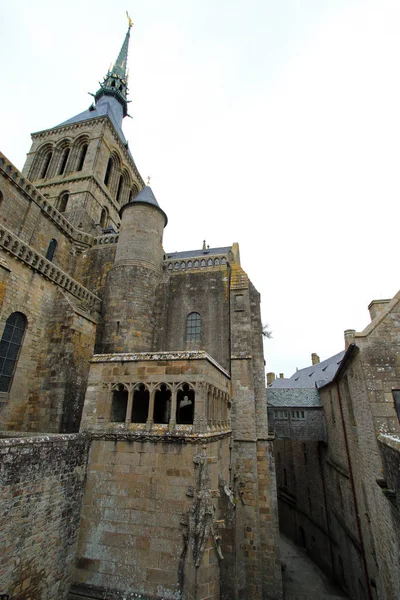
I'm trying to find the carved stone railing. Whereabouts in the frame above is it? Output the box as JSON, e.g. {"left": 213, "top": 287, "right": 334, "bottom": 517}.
{"left": 0, "top": 225, "right": 101, "bottom": 313}
{"left": 93, "top": 233, "right": 119, "bottom": 246}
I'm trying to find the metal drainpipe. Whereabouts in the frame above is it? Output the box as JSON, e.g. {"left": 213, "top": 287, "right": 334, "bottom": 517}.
{"left": 335, "top": 380, "right": 373, "bottom": 600}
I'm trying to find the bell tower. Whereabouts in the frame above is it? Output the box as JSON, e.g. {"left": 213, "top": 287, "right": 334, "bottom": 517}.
{"left": 22, "top": 17, "right": 144, "bottom": 235}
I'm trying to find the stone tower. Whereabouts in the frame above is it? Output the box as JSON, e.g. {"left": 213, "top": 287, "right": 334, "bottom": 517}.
{"left": 21, "top": 21, "right": 144, "bottom": 235}
{"left": 100, "top": 186, "right": 168, "bottom": 353}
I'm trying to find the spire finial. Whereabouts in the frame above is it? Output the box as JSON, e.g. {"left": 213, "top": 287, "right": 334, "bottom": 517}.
{"left": 147, "top": 176, "right": 151, "bottom": 185}
{"left": 126, "top": 11, "right": 134, "bottom": 29}
{"left": 94, "top": 17, "right": 133, "bottom": 118}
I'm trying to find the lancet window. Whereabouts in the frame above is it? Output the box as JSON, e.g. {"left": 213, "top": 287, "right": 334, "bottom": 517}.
{"left": 0, "top": 312, "right": 27, "bottom": 393}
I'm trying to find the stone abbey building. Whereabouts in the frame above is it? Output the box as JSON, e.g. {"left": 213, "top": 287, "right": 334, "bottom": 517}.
{"left": 0, "top": 20, "right": 282, "bottom": 600}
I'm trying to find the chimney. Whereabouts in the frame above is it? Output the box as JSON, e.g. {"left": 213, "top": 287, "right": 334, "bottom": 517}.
{"left": 311, "top": 353, "right": 320, "bottom": 365}
{"left": 368, "top": 299, "right": 390, "bottom": 322}
{"left": 266, "top": 372, "right": 275, "bottom": 386}
{"left": 344, "top": 329, "right": 356, "bottom": 349}
{"left": 279, "top": 373, "right": 284, "bottom": 379}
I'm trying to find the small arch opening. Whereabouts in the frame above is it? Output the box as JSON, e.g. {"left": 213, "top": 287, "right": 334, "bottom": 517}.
{"left": 40, "top": 151, "right": 53, "bottom": 179}
{"left": 153, "top": 384, "right": 171, "bottom": 424}
{"left": 104, "top": 157, "right": 113, "bottom": 186}
{"left": 45, "top": 239, "right": 58, "bottom": 262}
{"left": 176, "top": 384, "right": 195, "bottom": 424}
{"left": 132, "top": 384, "right": 149, "bottom": 423}
{"left": 100, "top": 207, "right": 109, "bottom": 228}
{"left": 57, "top": 192, "right": 69, "bottom": 213}
{"left": 58, "top": 147, "right": 70, "bottom": 175}
{"left": 111, "top": 387, "right": 128, "bottom": 422}
{"left": 116, "top": 175, "right": 124, "bottom": 203}
{"left": 77, "top": 144, "right": 88, "bottom": 171}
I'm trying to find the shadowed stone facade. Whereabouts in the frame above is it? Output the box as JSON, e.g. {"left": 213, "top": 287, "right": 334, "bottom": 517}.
{"left": 267, "top": 296, "right": 400, "bottom": 600}
{"left": 0, "top": 20, "right": 282, "bottom": 600}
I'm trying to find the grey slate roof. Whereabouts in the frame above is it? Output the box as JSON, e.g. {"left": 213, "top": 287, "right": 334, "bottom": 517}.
{"left": 134, "top": 186, "right": 160, "bottom": 208}
{"left": 269, "top": 350, "right": 345, "bottom": 390}
{"left": 166, "top": 247, "right": 231, "bottom": 260}
{"left": 267, "top": 387, "right": 322, "bottom": 408}
{"left": 58, "top": 96, "right": 127, "bottom": 144}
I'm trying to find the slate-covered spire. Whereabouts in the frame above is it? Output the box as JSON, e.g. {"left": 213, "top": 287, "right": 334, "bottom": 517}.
{"left": 94, "top": 17, "right": 133, "bottom": 118}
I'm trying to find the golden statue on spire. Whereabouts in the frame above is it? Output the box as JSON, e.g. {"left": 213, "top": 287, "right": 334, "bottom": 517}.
{"left": 126, "top": 11, "right": 134, "bottom": 28}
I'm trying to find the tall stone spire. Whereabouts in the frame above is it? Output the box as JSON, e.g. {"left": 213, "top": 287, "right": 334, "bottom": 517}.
{"left": 94, "top": 17, "right": 133, "bottom": 118}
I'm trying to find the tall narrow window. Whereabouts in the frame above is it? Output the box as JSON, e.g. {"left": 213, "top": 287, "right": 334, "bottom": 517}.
{"left": 104, "top": 157, "right": 113, "bottom": 186}
{"left": 58, "top": 148, "right": 70, "bottom": 175}
{"left": 153, "top": 384, "right": 171, "bottom": 424}
{"left": 77, "top": 144, "right": 88, "bottom": 171}
{"left": 132, "top": 385, "right": 150, "bottom": 423}
{"left": 116, "top": 175, "right": 124, "bottom": 203}
{"left": 41, "top": 151, "right": 53, "bottom": 179}
{"left": 176, "top": 384, "right": 195, "bottom": 424}
{"left": 100, "top": 207, "right": 108, "bottom": 228}
{"left": 186, "top": 312, "right": 201, "bottom": 341}
{"left": 0, "top": 312, "right": 27, "bottom": 392}
{"left": 57, "top": 192, "right": 69, "bottom": 213}
{"left": 111, "top": 387, "right": 128, "bottom": 422}
{"left": 45, "top": 239, "right": 58, "bottom": 262}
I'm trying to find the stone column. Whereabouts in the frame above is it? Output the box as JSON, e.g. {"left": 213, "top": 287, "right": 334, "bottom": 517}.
{"left": 125, "top": 388, "right": 134, "bottom": 424}
{"left": 146, "top": 388, "right": 155, "bottom": 429}
{"left": 169, "top": 387, "right": 177, "bottom": 432}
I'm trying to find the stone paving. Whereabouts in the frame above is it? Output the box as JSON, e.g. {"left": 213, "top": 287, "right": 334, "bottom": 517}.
{"left": 280, "top": 535, "right": 349, "bottom": 600}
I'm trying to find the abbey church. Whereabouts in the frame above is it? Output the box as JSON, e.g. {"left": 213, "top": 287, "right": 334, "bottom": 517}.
{"left": 0, "top": 20, "right": 282, "bottom": 600}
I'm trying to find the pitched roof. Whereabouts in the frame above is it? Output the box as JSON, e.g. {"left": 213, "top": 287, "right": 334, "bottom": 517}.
{"left": 267, "top": 387, "right": 322, "bottom": 407}
{"left": 58, "top": 96, "right": 127, "bottom": 144}
{"left": 269, "top": 350, "right": 345, "bottom": 389}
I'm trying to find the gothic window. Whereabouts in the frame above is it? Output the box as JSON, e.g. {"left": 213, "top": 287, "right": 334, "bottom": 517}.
{"left": 100, "top": 207, "right": 108, "bottom": 228}
{"left": 181, "top": 262, "right": 186, "bottom": 270}
{"left": 77, "top": 144, "right": 88, "bottom": 171}
{"left": 194, "top": 260, "right": 199, "bottom": 268}
{"left": 207, "top": 258, "right": 212, "bottom": 266}
{"left": 168, "top": 263, "right": 173, "bottom": 270}
{"left": 176, "top": 384, "right": 195, "bottom": 424}
{"left": 221, "top": 257, "right": 226, "bottom": 265}
{"left": 200, "top": 259, "right": 206, "bottom": 267}
{"left": 45, "top": 239, "right": 57, "bottom": 262}
{"left": 104, "top": 157, "right": 113, "bottom": 187}
{"left": 187, "top": 261, "right": 192, "bottom": 269}
{"left": 174, "top": 262, "right": 179, "bottom": 270}
{"left": 153, "top": 384, "right": 171, "bottom": 424}
{"left": 40, "top": 151, "right": 53, "bottom": 179}
{"left": 57, "top": 192, "right": 69, "bottom": 213}
{"left": 0, "top": 312, "right": 27, "bottom": 393}
{"left": 0, "top": 191, "right": 3, "bottom": 205}
{"left": 186, "top": 312, "right": 201, "bottom": 341}
{"left": 131, "top": 384, "right": 149, "bottom": 423}
{"left": 58, "top": 148, "right": 70, "bottom": 175}
{"left": 215, "top": 258, "right": 220, "bottom": 265}
{"left": 111, "top": 386, "right": 128, "bottom": 422}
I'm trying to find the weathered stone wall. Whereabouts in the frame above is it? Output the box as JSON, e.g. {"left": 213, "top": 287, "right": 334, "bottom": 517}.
{"left": 73, "top": 436, "right": 230, "bottom": 600}
{"left": 0, "top": 433, "right": 90, "bottom": 600}
{"left": 268, "top": 406, "right": 326, "bottom": 441}
{"left": 155, "top": 268, "right": 230, "bottom": 372}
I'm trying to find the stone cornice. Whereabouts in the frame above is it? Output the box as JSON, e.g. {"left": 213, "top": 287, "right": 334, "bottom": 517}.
{"left": 88, "top": 429, "right": 232, "bottom": 444}
{"left": 0, "top": 223, "right": 101, "bottom": 314}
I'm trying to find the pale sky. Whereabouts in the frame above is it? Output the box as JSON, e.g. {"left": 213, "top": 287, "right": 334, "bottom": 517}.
{"left": 1, "top": 0, "right": 400, "bottom": 377}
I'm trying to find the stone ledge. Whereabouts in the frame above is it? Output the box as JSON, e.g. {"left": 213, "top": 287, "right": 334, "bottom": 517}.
{"left": 88, "top": 429, "right": 232, "bottom": 444}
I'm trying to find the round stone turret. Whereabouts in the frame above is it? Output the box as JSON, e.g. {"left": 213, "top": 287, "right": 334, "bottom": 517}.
{"left": 99, "top": 186, "right": 167, "bottom": 353}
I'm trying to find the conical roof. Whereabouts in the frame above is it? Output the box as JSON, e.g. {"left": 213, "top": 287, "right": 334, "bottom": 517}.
{"left": 120, "top": 186, "right": 168, "bottom": 226}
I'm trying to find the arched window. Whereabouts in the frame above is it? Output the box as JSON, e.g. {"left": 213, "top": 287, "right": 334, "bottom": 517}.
{"left": 77, "top": 144, "right": 88, "bottom": 171}
{"left": 45, "top": 239, "right": 57, "bottom": 262}
{"left": 131, "top": 384, "right": 150, "bottom": 423}
{"left": 176, "top": 384, "right": 195, "bottom": 424}
{"left": 200, "top": 259, "right": 206, "bottom": 267}
{"left": 116, "top": 175, "right": 124, "bottom": 203}
{"left": 186, "top": 312, "right": 201, "bottom": 341}
{"left": 57, "top": 192, "right": 69, "bottom": 213}
{"left": 104, "top": 157, "right": 113, "bottom": 187}
{"left": 215, "top": 258, "right": 220, "bottom": 265}
{"left": 100, "top": 207, "right": 108, "bottom": 228}
{"left": 111, "top": 386, "right": 128, "bottom": 422}
{"left": 207, "top": 259, "right": 213, "bottom": 266}
{"left": 58, "top": 148, "right": 70, "bottom": 175}
{"left": 0, "top": 191, "right": 3, "bottom": 206}
{"left": 153, "top": 384, "right": 171, "bottom": 424}
{"left": 40, "top": 151, "right": 53, "bottom": 179}
{"left": 0, "top": 312, "right": 27, "bottom": 392}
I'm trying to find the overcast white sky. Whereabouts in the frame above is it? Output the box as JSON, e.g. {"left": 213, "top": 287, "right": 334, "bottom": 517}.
{"left": 1, "top": 0, "right": 399, "bottom": 376}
